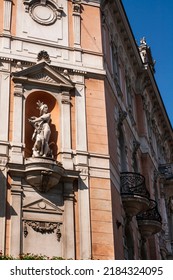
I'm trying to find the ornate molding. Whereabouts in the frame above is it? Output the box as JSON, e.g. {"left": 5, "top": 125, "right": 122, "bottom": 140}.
{"left": 0, "top": 160, "right": 6, "bottom": 170}
{"left": 75, "top": 166, "right": 88, "bottom": 181}
{"left": 114, "top": 76, "right": 123, "bottom": 98}
{"left": 24, "top": 220, "right": 62, "bottom": 241}
{"left": 133, "top": 140, "right": 140, "bottom": 156}
{"left": 34, "top": 73, "right": 56, "bottom": 84}
{"left": 118, "top": 109, "right": 127, "bottom": 126}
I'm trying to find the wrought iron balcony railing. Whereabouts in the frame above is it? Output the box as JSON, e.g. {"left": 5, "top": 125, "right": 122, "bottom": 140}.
{"left": 120, "top": 172, "right": 150, "bottom": 199}
{"left": 137, "top": 199, "right": 162, "bottom": 223}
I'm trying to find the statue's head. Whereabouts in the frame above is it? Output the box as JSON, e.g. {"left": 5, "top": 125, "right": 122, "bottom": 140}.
{"left": 36, "top": 100, "right": 48, "bottom": 115}
{"left": 40, "top": 104, "right": 48, "bottom": 114}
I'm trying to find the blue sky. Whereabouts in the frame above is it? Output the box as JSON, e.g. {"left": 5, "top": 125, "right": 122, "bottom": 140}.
{"left": 122, "top": 0, "right": 173, "bottom": 127}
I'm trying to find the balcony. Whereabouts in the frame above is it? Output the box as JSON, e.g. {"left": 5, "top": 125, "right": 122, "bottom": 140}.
{"left": 120, "top": 172, "right": 150, "bottom": 217}
{"left": 137, "top": 199, "right": 162, "bottom": 238}
{"left": 159, "top": 163, "right": 173, "bottom": 197}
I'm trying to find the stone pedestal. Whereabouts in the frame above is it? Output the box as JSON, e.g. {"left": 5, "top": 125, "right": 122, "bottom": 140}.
{"left": 25, "top": 157, "right": 64, "bottom": 193}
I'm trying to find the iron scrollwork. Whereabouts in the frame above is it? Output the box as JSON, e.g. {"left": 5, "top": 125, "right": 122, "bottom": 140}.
{"left": 137, "top": 199, "right": 162, "bottom": 223}
{"left": 120, "top": 172, "right": 150, "bottom": 198}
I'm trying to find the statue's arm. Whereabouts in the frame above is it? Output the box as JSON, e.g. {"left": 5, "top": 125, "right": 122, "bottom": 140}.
{"left": 29, "top": 113, "right": 51, "bottom": 124}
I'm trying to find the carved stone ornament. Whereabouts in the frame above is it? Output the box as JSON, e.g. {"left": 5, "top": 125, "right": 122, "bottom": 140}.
{"left": 118, "top": 109, "right": 127, "bottom": 126}
{"left": 72, "top": 0, "right": 82, "bottom": 14}
{"left": 37, "top": 50, "right": 51, "bottom": 63}
{"left": 23, "top": 0, "right": 63, "bottom": 25}
{"left": 133, "top": 140, "right": 140, "bottom": 156}
{"left": 24, "top": 220, "right": 62, "bottom": 241}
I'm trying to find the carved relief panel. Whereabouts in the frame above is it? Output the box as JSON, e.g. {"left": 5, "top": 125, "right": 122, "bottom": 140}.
{"left": 22, "top": 195, "right": 64, "bottom": 257}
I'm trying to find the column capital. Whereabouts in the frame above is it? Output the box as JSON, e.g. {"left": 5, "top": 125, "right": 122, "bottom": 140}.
{"left": 14, "top": 83, "right": 23, "bottom": 97}
{"left": 72, "top": 0, "right": 82, "bottom": 15}
{"left": 61, "top": 91, "right": 71, "bottom": 104}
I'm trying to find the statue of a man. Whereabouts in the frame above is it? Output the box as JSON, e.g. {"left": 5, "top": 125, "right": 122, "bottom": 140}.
{"left": 29, "top": 101, "right": 51, "bottom": 157}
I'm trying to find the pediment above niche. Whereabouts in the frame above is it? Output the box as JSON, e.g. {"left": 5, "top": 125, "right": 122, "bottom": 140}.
{"left": 12, "top": 61, "right": 74, "bottom": 90}
{"left": 23, "top": 198, "right": 63, "bottom": 214}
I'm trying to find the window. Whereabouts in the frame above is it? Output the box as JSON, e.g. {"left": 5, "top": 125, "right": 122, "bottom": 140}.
{"left": 125, "top": 73, "right": 132, "bottom": 109}
{"left": 118, "top": 126, "right": 127, "bottom": 172}
{"left": 110, "top": 42, "right": 119, "bottom": 81}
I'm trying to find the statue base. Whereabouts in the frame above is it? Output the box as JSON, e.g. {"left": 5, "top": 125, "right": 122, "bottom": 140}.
{"left": 25, "top": 157, "right": 64, "bottom": 192}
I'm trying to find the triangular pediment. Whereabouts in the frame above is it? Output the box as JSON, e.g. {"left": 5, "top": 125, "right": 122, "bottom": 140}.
{"left": 12, "top": 61, "right": 74, "bottom": 90}
{"left": 23, "top": 198, "right": 63, "bottom": 214}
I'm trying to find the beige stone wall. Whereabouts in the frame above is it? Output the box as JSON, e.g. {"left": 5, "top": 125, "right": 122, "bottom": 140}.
{"left": 85, "top": 78, "right": 108, "bottom": 154}
{"left": 90, "top": 177, "right": 114, "bottom": 259}
{"left": 0, "top": 1, "right": 3, "bottom": 33}
{"left": 11, "top": 0, "right": 17, "bottom": 36}
{"left": 110, "top": 182, "right": 124, "bottom": 259}
{"left": 9, "top": 80, "right": 14, "bottom": 142}
{"left": 68, "top": 1, "right": 74, "bottom": 48}
{"left": 71, "top": 89, "right": 76, "bottom": 151}
{"left": 5, "top": 176, "right": 12, "bottom": 255}
{"left": 81, "top": 5, "right": 102, "bottom": 53}
{"left": 104, "top": 80, "right": 119, "bottom": 166}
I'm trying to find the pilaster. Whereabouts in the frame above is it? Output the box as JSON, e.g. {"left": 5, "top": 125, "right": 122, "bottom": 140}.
{"left": 3, "top": 0, "right": 12, "bottom": 49}
{"left": 0, "top": 70, "right": 10, "bottom": 143}
{"left": 75, "top": 75, "right": 87, "bottom": 153}
{"left": 72, "top": 1, "right": 82, "bottom": 62}
{"left": 10, "top": 178, "right": 23, "bottom": 257}
{"left": 73, "top": 74, "right": 91, "bottom": 258}
{"left": 61, "top": 91, "right": 73, "bottom": 169}
{"left": 0, "top": 160, "right": 7, "bottom": 254}
{"left": 10, "top": 83, "right": 24, "bottom": 164}
{"left": 63, "top": 181, "right": 75, "bottom": 259}
{"left": 77, "top": 166, "right": 91, "bottom": 259}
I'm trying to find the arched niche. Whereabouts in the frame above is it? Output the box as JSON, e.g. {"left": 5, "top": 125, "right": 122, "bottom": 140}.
{"left": 25, "top": 91, "right": 60, "bottom": 160}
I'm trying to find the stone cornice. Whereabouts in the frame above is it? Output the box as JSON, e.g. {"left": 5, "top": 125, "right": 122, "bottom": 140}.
{"left": 101, "top": 0, "right": 143, "bottom": 72}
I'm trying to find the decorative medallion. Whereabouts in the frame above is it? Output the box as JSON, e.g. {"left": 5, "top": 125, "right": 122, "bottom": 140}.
{"left": 23, "top": 0, "right": 63, "bottom": 25}
{"left": 30, "top": 3, "right": 57, "bottom": 25}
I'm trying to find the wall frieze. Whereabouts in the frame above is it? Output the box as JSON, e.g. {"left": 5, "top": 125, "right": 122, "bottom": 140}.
{"left": 23, "top": 220, "right": 62, "bottom": 241}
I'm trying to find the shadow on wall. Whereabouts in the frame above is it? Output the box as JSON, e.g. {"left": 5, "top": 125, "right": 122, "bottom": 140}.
{"left": 0, "top": 172, "right": 17, "bottom": 218}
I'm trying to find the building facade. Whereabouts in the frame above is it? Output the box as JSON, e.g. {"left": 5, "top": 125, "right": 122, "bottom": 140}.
{"left": 0, "top": 0, "right": 173, "bottom": 259}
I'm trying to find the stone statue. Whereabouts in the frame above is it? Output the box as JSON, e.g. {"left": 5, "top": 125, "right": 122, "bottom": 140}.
{"left": 29, "top": 101, "right": 51, "bottom": 158}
